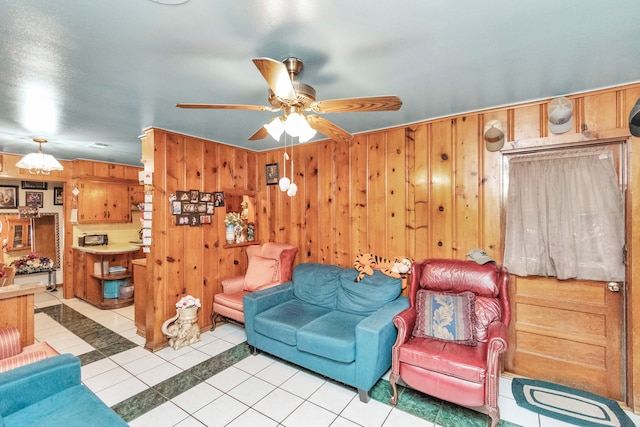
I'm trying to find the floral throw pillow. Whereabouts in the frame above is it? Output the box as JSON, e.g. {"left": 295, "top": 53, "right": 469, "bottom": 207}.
{"left": 412, "top": 290, "right": 477, "bottom": 346}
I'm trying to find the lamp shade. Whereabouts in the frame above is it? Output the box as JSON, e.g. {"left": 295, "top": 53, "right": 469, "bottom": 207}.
{"left": 264, "top": 117, "right": 285, "bottom": 140}
{"left": 16, "top": 152, "right": 64, "bottom": 175}
{"left": 284, "top": 112, "right": 308, "bottom": 137}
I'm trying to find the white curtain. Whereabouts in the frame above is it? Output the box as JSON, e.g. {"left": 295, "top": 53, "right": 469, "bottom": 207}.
{"left": 504, "top": 148, "right": 625, "bottom": 281}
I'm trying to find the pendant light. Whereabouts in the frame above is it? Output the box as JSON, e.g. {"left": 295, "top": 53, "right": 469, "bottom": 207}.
{"left": 16, "top": 138, "right": 64, "bottom": 175}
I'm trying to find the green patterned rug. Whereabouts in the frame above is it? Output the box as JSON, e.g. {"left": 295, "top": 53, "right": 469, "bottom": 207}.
{"left": 512, "top": 378, "right": 634, "bottom": 427}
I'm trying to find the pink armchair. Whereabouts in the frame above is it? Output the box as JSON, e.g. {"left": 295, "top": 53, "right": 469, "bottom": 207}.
{"left": 0, "top": 326, "right": 59, "bottom": 373}
{"left": 389, "top": 259, "right": 510, "bottom": 427}
{"left": 212, "top": 242, "right": 297, "bottom": 329}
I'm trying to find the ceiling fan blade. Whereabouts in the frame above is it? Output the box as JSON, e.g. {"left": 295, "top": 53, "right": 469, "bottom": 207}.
{"left": 248, "top": 126, "right": 269, "bottom": 141}
{"left": 307, "top": 115, "right": 353, "bottom": 144}
{"left": 176, "top": 103, "right": 271, "bottom": 111}
{"left": 310, "top": 95, "right": 402, "bottom": 113}
{"left": 252, "top": 57, "right": 297, "bottom": 100}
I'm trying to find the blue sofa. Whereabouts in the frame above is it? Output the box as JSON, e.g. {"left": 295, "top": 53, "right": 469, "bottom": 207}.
{"left": 244, "top": 263, "right": 409, "bottom": 402}
{"left": 0, "top": 354, "right": 128, "bottom": 427}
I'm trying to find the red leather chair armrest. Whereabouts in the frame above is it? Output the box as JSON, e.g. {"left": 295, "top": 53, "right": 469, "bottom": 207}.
{"left": 486, "top": 321, "right": 508, "bottom": 353}
{"left": 392, "top": 308, "right": 416, "bottom": 347}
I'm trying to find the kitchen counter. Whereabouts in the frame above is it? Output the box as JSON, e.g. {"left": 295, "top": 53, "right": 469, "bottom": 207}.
{"left": 72, "top": 244, "right": 141, "bottom": 254}
{"left": 0, "top": 282, "right": 47, "bottom": 299}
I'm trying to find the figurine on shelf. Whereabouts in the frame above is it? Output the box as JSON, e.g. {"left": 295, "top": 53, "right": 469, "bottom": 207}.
{"left": 247, "top": 222, "right": 255, "bottom": 241}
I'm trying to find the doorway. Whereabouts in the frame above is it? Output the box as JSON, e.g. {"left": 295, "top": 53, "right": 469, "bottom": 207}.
{"left": 502, "top": 139, "right": 628, "bottom": 402}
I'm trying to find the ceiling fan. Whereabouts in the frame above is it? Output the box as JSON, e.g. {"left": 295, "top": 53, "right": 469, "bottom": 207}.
{"left": 176, "top": 57, "right": 402, "bottom": 144}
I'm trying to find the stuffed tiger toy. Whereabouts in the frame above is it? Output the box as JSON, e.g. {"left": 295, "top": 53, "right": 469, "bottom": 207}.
{"left": 353, "top": 253, "right": 412, "bottom": 282}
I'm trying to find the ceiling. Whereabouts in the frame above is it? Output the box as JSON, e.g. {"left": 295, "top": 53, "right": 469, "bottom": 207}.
{"left": 1, "top": 1, "right": 639, "bottom": 167}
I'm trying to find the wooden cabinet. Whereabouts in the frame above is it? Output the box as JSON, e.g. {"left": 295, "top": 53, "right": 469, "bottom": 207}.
{"left": 129, "top": 184, "right": 144, "bottom": 206}
{"left": 76, "top": 181, "right": 131, "bottom": 223}
{"left": 132, "top": 258, "right": 146, "bottom": 336}
{"left": 4, "top": 217, "right": 31, "bottom": 251}
{"left": 73, "top": 249, "right": 134, "bottom": 309}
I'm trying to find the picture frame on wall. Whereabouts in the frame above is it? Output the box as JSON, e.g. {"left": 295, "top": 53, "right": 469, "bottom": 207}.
{"left": 0, "top": 185, "right": 18, "bottom": 209}
{"left": 54, "top": 187, "right": 63, "bottom": 205}
{"left": 266, "top": 163, "right": 279, "bottom": 185}
{"left": 25, "top": 191, "right": 44, "bottom": 208}
{"left": 213, "top": 192, "right": 224, "bottom": 207}
{"left": 21, "top": 181, "right": 48, "bottom": 190}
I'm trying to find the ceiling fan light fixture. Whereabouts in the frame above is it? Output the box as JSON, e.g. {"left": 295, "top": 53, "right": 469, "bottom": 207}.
{"left": 16, "top": 139, "right": 64, "bottom": 175}
{"left": 298, "top": 125, "right": 316, "bottom": 143}
{"left": 264, "top": 117, "right": 285, "bottom": 140}
{"left": 284, "top": 112, "right": 308, "bottom": 137}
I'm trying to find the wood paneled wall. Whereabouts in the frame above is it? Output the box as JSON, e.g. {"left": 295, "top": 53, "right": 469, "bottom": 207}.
{"left": 147, "top": 82, "right": 640, "bottom": 410}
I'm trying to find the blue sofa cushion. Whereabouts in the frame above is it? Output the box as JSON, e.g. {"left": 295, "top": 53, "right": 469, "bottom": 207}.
{"left": 297, "top": 311, "right": 366, "bottom": 363}
{"left": 293, "top": 263, "right": 341, "bottom": 309}
{"left": 254, "top": 299, "right": 333, "bottom": 346}
{"left": 4, "top": 384, "right": 126, "bottom": 427}
{"left": 337, "top": 269, "right": 402, "bottom": 315}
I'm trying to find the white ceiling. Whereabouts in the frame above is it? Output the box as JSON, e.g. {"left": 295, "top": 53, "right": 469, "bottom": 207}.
{"left": 1, "top": 0, "right": 639, "bottom": 166}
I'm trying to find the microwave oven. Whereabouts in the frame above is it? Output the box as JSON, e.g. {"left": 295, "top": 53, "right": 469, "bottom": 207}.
{"left": 78, "top": 234, "right": 109, "bottom": 246}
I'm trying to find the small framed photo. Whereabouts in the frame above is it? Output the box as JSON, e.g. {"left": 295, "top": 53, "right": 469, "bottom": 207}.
{"left": 171, "top": 200, "right": 182, "bottom": 215}
{"left": 189, "top": 190, "right": 199, "bottom": 203}
{"left": 53, "top": 187, "right": 63, "bottom": 205}
{"left": 189, "top": 214, "right": 200, "bottom": 226}
{"left": 199, "top": 214, "right": 212, "bottom": 224}
{"left": 21, "top": 181, "right": 48, "bottom": 190}
{"left": 182, "top": 203, "right": 196, "bottom": 213}
{"left": 177, "top": 214, "right": 190, "bottom": 225}
{"left": 199, "top": 192, "right": 211, "bottom": 202}
{"left": 213, "top": 192, "right": 225, "bottom": 207}
{"left": 177, "top": 191, "right": 190, "bottom": 202}
{"left": 25, "top": 191, "right": 43, "bottom": 208}
{"left": 0, "top": 185, "right": 18, "bottom": 209}
{"left": 266, "top": 163, "right": 279, "bottom": 185}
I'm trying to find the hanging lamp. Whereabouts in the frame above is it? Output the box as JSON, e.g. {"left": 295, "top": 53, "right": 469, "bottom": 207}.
{"left": 16, "top": 138, "right": 64, "bottom": 175}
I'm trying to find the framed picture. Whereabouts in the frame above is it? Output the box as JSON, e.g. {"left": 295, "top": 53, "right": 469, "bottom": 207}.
{"left": 0, "top": 185, "right": 18, "bottom": 209}
{"left": 25, "top": 191, "right": 44, "bottom": 208}
{"left": 213, "top": 192, "right": 225, "bottom": 207}
{"left": 199, "top": 192, "right": 211, "bottom": 202}
{"left": 266, "top": 163, "right": 279, "bottom": 185}
{"left": 171, "top": 200, "right": 182, "bottom": 215}
{"left": 189, "top": 190, "right": 199, "bottom": 203}
{"left": 21, "top": 181, "right": 48, "bottom": 190}
{"left": 177, "top": 191, "right": 190, "bottom": 202}
{"left": 53, "top": 187, "right": 63, "bottom": 205}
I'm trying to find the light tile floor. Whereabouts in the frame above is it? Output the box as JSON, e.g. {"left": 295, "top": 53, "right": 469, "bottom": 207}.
{"left": 32, "top": 290, "right": 640, "bottom": 427}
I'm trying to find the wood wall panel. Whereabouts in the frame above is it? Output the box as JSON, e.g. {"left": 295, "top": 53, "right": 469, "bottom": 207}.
{"left": 142, "top": 82, "right": 640, "bottom": 410}
{"left": 429, "top": 120, "right": 454, "bottom": 258}
{"left": 454, "top": 115, "right": 480, "bottom": 256}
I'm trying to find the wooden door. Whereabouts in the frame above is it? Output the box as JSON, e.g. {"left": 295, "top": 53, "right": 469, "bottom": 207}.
{"left": 104, "top": 182, "right": 130, "bottom": 222}
{"left": 33, "top": 215, "right": 57, "bottom": 266}
{"left": 78, "top": 181, "right": 107, "bottom": 222}
{"left": 504, "top": 141, "right": 627, "bottom": 401}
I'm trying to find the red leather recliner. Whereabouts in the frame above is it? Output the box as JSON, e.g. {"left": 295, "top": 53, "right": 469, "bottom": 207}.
{"left": 389, "top": 258, "right": 510, "bottom": 427}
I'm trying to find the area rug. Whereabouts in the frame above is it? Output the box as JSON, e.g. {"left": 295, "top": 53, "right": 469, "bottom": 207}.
{"left": 511, "top": 378, "right": 634, "bottom": 427}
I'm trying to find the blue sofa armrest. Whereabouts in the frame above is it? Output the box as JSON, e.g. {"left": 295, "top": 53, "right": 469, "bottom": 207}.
{"left": 0, "top": 354, "right": 81, "bottom": 417}
{"left": 244, "top": 282, "right": 294, "bottom": 345}
{"left": 355, "top": 296, "right": 409, "bottom": 390}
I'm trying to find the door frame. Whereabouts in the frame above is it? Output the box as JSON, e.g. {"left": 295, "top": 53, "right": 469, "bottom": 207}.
{"left": 500, "top": 136, "right": 629, "bottom": 404}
